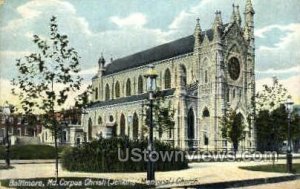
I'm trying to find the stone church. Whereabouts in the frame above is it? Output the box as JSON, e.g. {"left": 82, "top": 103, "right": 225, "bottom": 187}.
{"left": 83, "top": 0, "right": 256, "bottom": 151}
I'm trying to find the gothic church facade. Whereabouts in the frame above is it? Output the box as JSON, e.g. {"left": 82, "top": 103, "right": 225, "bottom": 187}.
{"left": 83, "top": 0, "right": 256, "bottom": 150}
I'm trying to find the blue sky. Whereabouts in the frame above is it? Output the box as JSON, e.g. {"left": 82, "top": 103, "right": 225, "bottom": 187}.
{"left": 0, "top": 0, "right": 299, "bottom": 105}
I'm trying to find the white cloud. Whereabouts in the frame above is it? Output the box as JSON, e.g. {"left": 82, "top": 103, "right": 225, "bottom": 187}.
{"left": 110, "top": 13, "right": 147, "bottom": 28}
{"left": 0, "top": 0, "right": 91, "bottom": 36}
{"left": 256, "top": 66, "right": 300, "bottom": 74}
{"left": 256, "top": 23, "right": 300, "bottom": 71}
{"left": 255, "top": 24, "right": 282, "bottom": 38}
{"left": 77, "top": 67, "right": 97, "bottom": 76}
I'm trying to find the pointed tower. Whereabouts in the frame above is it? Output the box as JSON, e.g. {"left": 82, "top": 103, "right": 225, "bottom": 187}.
{"left": 235, "top": 5, "right": 242, "bottom": 26}
{"left": 230, "top": 4, "right": 236, "bottom": 23}
{"left": 194, "top": 18, "right": 202, "bottom": 51}
{"left": 244, "top": 0, "right": 255, "bottom": 46}
{"left": 213, "top": 11, "right": 222, "bottom": 41}
{"left": 97, "top": 53, "right": 106, "bottom": 77}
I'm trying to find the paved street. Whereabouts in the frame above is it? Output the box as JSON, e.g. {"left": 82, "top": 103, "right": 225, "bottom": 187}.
{"left": 232, "top": 180, "right": 300, "bottom": 189}
{"left": 1, "top": 159, "right": 299, "bottom": 188}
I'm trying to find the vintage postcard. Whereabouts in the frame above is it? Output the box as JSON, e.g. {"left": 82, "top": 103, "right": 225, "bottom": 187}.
{"left": 0, "top": 0, "right": 300, "bottom": 188}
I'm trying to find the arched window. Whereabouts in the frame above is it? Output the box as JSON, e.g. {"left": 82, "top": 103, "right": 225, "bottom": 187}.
{"left": 105, "top": 84, "right": 110, "bottom": 100}
{"left": 164, "top": 69, "right": 171, "bottom": 89}
{"left": 138, "top": 76, "right": 143, "bottom": 94}
{"left": 227, "top": 88, "right": 230, "bottom": 102}
{"left": 126, "top": 79, "right": 131, "bottom": 96}
{"left": 180, "top": 65, "right": 187, "bottom": 85}
{"left": 115, "top": 81, "right": 120, "bottom": 98}
{"left": 62, "top": 131, "right": 67, "bottom": 142}
{"left": 88, "top": 118, "right": 92, "bottom": 140}
{"left": 203, "top": 108, "right": 210, "bottom": 117}
{"left": 205, "top": 70, "right": 208, "bottom": 83}
{"left": 95, "top": 87, "right": 98, "bottom": 100}
{"left": 187, "top": 108, "right": 195, "bottom": 139}
{"left": 233, "top": 89, "right": 236, "bottom": 99}
{"left": 204, "top": 133, "right": 209, "bottom": 145}
{"left": 98, "top": 116, "right": 102, "bottom": 125}
{"left": 132, "top": 113, "right": 139, "bottom": 140}
{"left": 109, "top": 115, "right": 114, "bottom": 122}
{"left": 120, "top": 114, "right": 125, "bottom": 137}
{"left": 168, "top": 127, "right": 172, "bottom": 138}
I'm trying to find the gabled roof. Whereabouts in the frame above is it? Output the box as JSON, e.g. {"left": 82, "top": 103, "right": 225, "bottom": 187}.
{"left": 101, "top": 26, "right": 228, "bottom": 76}
{"left": 103, "top": 35, "right": 195, "bottom": 76}
{"left": 89, "top": 88, "right": 175, "bottom": 108}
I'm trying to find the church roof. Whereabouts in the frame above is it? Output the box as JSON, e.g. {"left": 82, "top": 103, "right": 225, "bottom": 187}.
{"left": 104, "top": 35, "right": 195, "bottom": 76}
{"left": 89, "top": 88, "right": 175, "bottom": 108}
{"left": 102, "top": 26, "right": 221, "bottom": 76}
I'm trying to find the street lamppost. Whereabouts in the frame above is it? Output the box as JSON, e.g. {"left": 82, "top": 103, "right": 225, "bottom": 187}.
{"left": 3, "top": 101, "right": 11, "bottom": 167}
{"left": 285, "top": 95, "right": 294, "bottom": 173}
{"left": 144, "top": 64, "right": 158, "bottom": 184}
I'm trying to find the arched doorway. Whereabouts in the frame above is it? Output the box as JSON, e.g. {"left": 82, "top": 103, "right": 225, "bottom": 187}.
{"left": 187, "top": 108, "right": 195, "bottom": 149}
{"left": 132, "top": 113, "right": 139, "bottom": 140}
{"left": 233, "top": 113, "right": 245, "bottom": 151}
{"left": 88, "top": 118, "right": 92, "bottom": 141}
{"left": 120, "top": 114, "right": 126, "bottom": 137}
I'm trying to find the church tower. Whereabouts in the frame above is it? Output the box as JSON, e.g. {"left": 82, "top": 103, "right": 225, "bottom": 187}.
{"left": 244, "top": 0, "right": 255, "bottom": 51}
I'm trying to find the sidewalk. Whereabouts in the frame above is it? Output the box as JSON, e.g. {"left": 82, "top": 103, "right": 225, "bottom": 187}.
{"left": 1, "top": 159, "right": 299, "bottom": 188}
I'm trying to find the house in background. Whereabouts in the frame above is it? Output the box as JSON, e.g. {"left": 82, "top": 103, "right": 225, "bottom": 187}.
{"left": 39, "top": 108, "right": 85, "bottom": 146}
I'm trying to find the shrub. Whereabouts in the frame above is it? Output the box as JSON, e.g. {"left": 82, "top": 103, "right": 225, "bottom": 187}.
{"left": 61, "top": 137, "right": 188, "bottom": 172}
{"left": 0, "top": 145, "right": 62, "bottom": 159}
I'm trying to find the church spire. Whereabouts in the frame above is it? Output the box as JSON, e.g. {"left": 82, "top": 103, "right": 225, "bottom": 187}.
{"left": 235, "top": 5, "right": 242, "bottom": 26}
{"left": 213, "top": 11, "right": 222, "bottom": 41}
{"left": 230, "top": 4, "right": 236, "bottom": 23}
{"left": 245, "top": 0, "right": 255, "bottom": 14}
{"left": 194, "top": 17, "right": 202, "bottom": 50}
{"left": 213, "top": 10, "right": 223, "bottom": 27}
{"left": 244, "top": 0, "right": 255, "bottom": 48}
{"left": 97, "top": 53, "right": 106, "bottom": 76}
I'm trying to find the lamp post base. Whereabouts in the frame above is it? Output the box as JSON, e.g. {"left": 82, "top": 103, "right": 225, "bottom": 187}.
{"left": 5, "top": 146, "right": 10, "bottom": 167}
{"left": 287, "top": 152, "right": 293, "bottom": 173}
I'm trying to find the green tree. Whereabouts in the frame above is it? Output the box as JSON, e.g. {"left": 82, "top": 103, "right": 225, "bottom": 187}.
{"left": 256, "top": 104, "right": 300, "bottom": 152}
{"left": 255, "top": 78, "right": 300, "bottom": 152}
{"left": 143, "top": 93, "right": 175, "bottom": 140}
{"left": 11, "top": 16, "right": 83, "bottom": 181}
{"left": 256, "top": 77, "right": 289, "bottom": 112}
{"left": 220, "top": 109, "right": 245, "bottom": 154}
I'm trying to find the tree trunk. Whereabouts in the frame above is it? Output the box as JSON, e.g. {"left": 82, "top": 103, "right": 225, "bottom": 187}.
{"left": 54, "top": 124, "right": 59, "bottom": 184}
{"left": 233, "top": 142, "right": 238, "bottom": 159}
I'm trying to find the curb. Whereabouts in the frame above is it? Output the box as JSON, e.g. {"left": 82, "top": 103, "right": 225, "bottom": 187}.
{"left": 158, "top": 174, "right": 300, "bottom": 189}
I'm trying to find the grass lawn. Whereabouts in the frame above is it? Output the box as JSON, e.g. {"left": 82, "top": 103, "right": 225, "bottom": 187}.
{"left": 0, "top": 177, "right": 150, "bottom": 189}
{"left": 239, "top": 163, "right": 300, "bottom": 174}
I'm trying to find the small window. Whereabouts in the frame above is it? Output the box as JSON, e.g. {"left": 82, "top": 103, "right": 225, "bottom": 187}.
{"left": 233, "top": 89, "right": 236, "bottom": 99}
{"left": 204, "top": 134, "right": 209, "bottom": 145}
{"left": 169, "top": 128, "right": 172, "bottom": 138}
{"left": 105, "top": 84, "right": 110, "bottom": 100}
{"left": 205, "top": 70, "right": 208, "bottom": 83}
{"left": 98, "top": 116, "right": 102, "bottom": 125}
{"left": 115, "top": 81, "right": 120, "bottom": 98}
{"left": 126, "top": 79, "right": 131, "bottom": 96}
{"left": 164, "top": 69, "right": 171, "bottom": 89}
{"left": 109, "top": 115, "right": 114, "bottom": 122}
{"left": 203, "top": 108, "right": 210, "bottom": 117}
{"left": 138, "top": 76, "right": 143, "bottom": 94}
{"left": 95, "top": 87, "right": 98, "bottom": 100}
{"left": 227, "top": 88, "right": 230, "bottom": 102}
